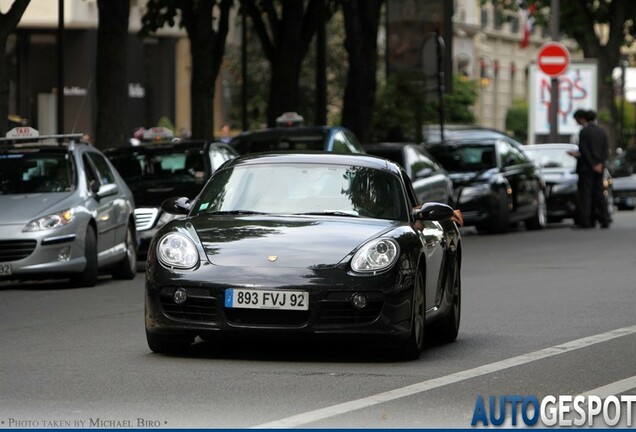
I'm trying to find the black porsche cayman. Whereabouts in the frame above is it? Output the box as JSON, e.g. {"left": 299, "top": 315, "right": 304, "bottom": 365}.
{"left": 145, "top": 153, "right": 462, "bottom": 359}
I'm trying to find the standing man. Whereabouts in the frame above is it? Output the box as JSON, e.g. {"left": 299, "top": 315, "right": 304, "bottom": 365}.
{"left": 568, "top": 109, "right": 610, "bottom": 228}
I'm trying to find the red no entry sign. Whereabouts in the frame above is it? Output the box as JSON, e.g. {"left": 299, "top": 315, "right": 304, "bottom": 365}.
{"left": 537, "top": 42, "right": 570, "bottom": 77}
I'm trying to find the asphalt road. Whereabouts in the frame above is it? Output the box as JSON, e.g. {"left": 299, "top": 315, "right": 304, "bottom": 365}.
{"left": 1, "top": 212, "right": 635, "bottom": 429}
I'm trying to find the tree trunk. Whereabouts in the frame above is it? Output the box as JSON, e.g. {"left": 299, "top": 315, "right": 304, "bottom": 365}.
{"left": 341, "top": 0, "right": 383, "bottom": 144}
{"left": 95, "top": 0, "right": 129, "bottom": 149}
{"left": 183, "top": 0, "right": 232, "bottom": 139}
{"left": 0, "top": 0, "right": 31, "bottom": 137}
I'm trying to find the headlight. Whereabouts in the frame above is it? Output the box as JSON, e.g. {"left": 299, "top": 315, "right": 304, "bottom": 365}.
{"left": 23, "top": 209, "right": 75, "bottom": 232}
{"left": 458, "top": 183, "right": 490, "bottom": 203}
{"left": 351, "top": 238, "right": 399, "bottom": 273}
{"left": 551, "top": 182, "right": 577, "bottom": 194}
{"left": 157, "top": 233, "right": 199, "bottom": 269}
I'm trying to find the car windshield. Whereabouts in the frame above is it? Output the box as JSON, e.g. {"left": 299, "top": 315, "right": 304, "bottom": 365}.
{"left": 194, "top": 163, "right": 408, "bottom": 221}
{"left": 231, "top": 134, "right": 327, "bottom": 154}
{"left": 109, "top": 149, "right": 207, "bottom": 185}
{"left": 609, "top": 149, "right": 636, "bottom": 177}
{"left": 524, "top": 148, "right": 577, "bottom": 171}
{"left": 0, "top": 151, "right": 75, "bottom": 194}
{"left": 428, "top": 144, "right": 497, "bottom": 173}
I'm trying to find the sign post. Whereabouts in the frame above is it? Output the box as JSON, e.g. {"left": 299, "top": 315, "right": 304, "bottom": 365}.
{"left": 537, "top": 42, "right": 570, "bottom": 142}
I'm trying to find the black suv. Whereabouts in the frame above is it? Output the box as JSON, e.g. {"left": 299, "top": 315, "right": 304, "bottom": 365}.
{"left": 105, "top": 137, "right": 238, "bottom": 260}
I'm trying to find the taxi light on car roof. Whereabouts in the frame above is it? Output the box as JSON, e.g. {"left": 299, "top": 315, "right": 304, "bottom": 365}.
{"left": 351, "top": 238, "right": 399, "bottom": 273}
{"left": 157, "top": 233, "right": 199, "bottom": 269}
{"left": 6, "top": 126, "right": 39, "bottom": 138}
{"left": 23, "top": 208, "right": 75, "bottom": 232}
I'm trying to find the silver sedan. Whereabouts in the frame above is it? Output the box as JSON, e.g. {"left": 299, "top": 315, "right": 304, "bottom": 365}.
{"left": 0, "top": 128, "right": 137, "bottom": 286}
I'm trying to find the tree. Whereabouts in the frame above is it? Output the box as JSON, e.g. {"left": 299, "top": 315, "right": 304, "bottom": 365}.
{"left": 243, "top": 0, "right": 335, "bottom": 127}
{"left": 95, "top": 0, "right": 130, "bottom": 149}
{"left": 141, "top": 0, "right": 233, "bottom": 139}
{"left": 483, "top": 0, "right": 636, "bottom": 150}
{"left": 0, "top": 0, "right": 30, "bottom": 137}
{"left": 340, "top": 0, "right": 383, "bottom": 144}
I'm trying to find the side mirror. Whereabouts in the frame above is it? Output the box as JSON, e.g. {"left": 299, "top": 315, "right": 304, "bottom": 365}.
{"left": 96, "top": 183, "right": 118, "bottom": 200}
{"left": 414, "top": 167, "right": 433, "bottom": 179}
{"left": 412, "top": 202, "right": 456, "bottom": 221}
{"left": 161, "top": 197, "right": 192, "bottom": 215}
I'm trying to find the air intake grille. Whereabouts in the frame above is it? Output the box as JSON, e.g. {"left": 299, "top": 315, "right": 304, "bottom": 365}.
{"left": 134, "top": 208, "right": 159, "bottom": 231}
{"left": 0, "top": 240, "right": 37, "bottom": 262}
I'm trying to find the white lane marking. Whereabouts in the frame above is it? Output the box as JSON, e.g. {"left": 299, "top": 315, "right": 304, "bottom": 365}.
{"left": 580, "top": 375, "right": 636, "bottom": 397}
{"left": 253, "top": 325, "right": 636, "bottom": 428}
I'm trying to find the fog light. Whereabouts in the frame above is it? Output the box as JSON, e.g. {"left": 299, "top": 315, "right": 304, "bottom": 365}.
{"left": 350, "top": 293, "right": 367, "bottom": 309}
{"left": 173, "top": 288, "right": 187, "bottom": 304}
{"left": 57, "top": 246, "right": 71, "bottom": 261}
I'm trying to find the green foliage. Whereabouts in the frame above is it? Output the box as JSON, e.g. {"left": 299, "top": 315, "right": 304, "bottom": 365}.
{"left": 157, "top": 116, "right": 176, "bottom": 134}
{"left": 505, "top": 98, "right": 529, "bottom": 144}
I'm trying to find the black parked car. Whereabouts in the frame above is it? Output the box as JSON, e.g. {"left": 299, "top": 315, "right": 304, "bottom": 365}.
{"left": 230, "top": 125, "right": 365, "bottom": 155}
{"left": 145, "top": 153, "right": 462, "bottom": 360}
{"left": 524, "top": 143, "right": 614, "bottom": 223}
{"left": 105, "top": 138, "right": 238, "bottom": 260}
{"left": 364, "top": 142, "right": 453, "bottom": 205}
{"left": 427, "top": 137, "right": 546, "bottom": 233}
{"left": 608, "top": 147, "right": 636, "bottom": 210}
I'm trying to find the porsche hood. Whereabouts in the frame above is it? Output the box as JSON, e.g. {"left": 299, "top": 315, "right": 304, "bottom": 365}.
{"left": 188, "top": 215, "right": 399, "bottom": 268}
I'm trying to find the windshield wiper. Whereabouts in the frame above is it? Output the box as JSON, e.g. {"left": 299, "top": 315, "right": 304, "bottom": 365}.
{"left": 295, "top": 211, "right": 361, "bottom": 217}
{"left": 205, "top": 210, "right": 267, "bottom": 215}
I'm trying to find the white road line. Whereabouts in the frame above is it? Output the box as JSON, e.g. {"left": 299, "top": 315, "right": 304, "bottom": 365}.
{"left": 581, "top": 375, "right": 636, "bottom": 398}
{"left": 253, "top": 325, "right": 636, "bottom": 428}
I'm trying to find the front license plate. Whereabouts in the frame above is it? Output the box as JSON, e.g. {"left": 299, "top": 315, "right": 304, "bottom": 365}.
{"left": 224, "top": 288, "right": 308, "bottom": 311}
{"left": 0, "top": 263, "right": 11, "bottom": 276}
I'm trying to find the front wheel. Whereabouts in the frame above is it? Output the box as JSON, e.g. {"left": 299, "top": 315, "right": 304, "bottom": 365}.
{"left": 396, "top": 268, "right": 426, "bottom": 360}
{"left": 112, "top": 223, "right": 137, "bottom": 280}
{"left": 70, "top": 226, "right": 98, "bottom": 287}
{"left": 525, "top": 189, "right": 547, "bottom": 230}
{"left": 432, "top": 256, "right": 461, "bottom": 343}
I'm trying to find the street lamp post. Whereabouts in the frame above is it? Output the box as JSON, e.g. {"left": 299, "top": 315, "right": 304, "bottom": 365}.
{"left": 549, "top": 0, "right": 559, "bottom": 143}
{"left": 57, "top": 0, "right": 64, "bottom": 135}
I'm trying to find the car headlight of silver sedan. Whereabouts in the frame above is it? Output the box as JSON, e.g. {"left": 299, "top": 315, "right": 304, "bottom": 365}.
{"left": 351, "top": 238, "right": 399, "bottom": 273}
{"left": 22, "top": 208, "right": 75, "bottom": 232}
{"left": 157, "top": 232, "right": 199, "bottom": 269}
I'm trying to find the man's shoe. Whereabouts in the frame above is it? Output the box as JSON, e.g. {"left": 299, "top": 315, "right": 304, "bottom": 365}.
{"left": 600, "top": 224, "right": 610, "bottom": 229}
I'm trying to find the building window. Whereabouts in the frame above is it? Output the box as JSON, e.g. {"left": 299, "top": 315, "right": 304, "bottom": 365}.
{"left": 480, "top": 8, "right": 489, "bottom": 29}
{"left": 494, "top": 9, "right": 504, "bottom": 30}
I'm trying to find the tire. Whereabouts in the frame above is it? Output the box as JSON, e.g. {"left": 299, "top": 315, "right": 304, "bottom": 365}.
{"left": 111, "top": 223, "right": 137, "bottom": 280}
{"left": 397, "top": 268, "right": 426, "bottom": 361}
{"left": 487, "top": 188, "right": 511, "bottom": 234}
{"left": 70, "top": 226, "right": 98, "bottom": 287}
{"left": 433, "top": 256, "right": 461, "bottom": 343}
{"left": 525, "top": 189, "right": 547, "bottom": 230}
{"left": 146, "top": 330, "right": 192, "bottom": 355}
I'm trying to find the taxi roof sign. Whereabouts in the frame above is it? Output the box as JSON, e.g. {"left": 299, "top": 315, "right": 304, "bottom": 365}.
{"left": 6, "top": 126, "right": 39, "bottom": 138}
{"left": 276, "top": 112, "right": 304, "bottom": 127}
{"left": 142, "top": 127, "right": 174, "bottom": 141}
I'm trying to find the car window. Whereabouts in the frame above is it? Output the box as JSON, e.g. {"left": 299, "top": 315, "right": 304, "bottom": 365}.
{"left": 524, "top": 147, "right": 577, "bottom": 170}
{"left": 409, "top": 147, "right": 438, "bottom": 174}
{"left": 498, "top": 140, "right": 526, "bottom": 167}
{"left": 195, "top": 163, "right": 408, "bottom": 221}
{"left": 231, "top": 134, "right": 326, "bottom": 154}
{"left": 109, "top": 149, "right": 207, "bottom": 184}
{"left": 344, "top": 130, "right": 365, "bottom": 154}
{"left": 0, "top": 151, "right": 75, "bottom": 194}
{"left": 429, "top": 143, "right": 497, "bottom": 172}
{"left": 86, "top": 152, "right": 116, "bottom": 185}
